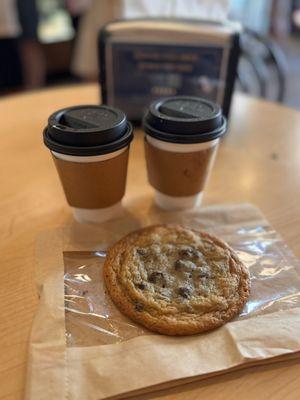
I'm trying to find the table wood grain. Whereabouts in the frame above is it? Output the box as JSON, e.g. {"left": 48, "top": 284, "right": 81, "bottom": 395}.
{"left": 1, "top": 84, "right": 300, "bottom": 400}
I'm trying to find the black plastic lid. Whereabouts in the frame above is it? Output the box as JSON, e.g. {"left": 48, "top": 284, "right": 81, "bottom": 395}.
{"left": 143, "top": 96, "right": 227, "bottom": 144}
{"left": 43, "top": 105, "right": 133, "bottom": 156}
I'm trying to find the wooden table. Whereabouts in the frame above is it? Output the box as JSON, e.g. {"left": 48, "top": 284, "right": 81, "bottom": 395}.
{"left": 1, "top": 84, "right": 300, "bottom": 400}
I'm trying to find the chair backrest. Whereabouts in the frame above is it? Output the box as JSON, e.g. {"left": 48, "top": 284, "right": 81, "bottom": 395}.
{"left": 237, "top": 28, "right": 287, "bottom": 103}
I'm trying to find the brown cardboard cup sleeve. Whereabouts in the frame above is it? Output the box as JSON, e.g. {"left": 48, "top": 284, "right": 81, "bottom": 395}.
{"left": 144, "top": 139, "right": 217, "bottom": 197}
{"left": 52, "top": 149, "right": 129, "bottom": 209}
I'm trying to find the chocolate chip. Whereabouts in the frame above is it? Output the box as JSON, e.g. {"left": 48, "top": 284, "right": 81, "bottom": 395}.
{"left": 179, "top": 248, "right": 200, "bottom": 259}
{"left": 165, "top": 247, "right": 174, "bottom": 255}
{"left": 78, "top": 290, "right": 88, "bottom": 296}
{"left": 174, "top": 260, "right": 185, "bottom": 271}
{"left": 148, "top": 271, "right": 164, "bottom": 284}
{"left": 178, "top": 287, "right": 191, "bottom": 299}
{"left": 179, "top": 249, "right": 192, "bottom": 257}
{"left": 135, "top": 303, "right": 144, "bottom": 312}
{"left": 136, "top": 282, "right": 146, "bottom": 290}
{"left": 137, "top": 248, "right": 148, "bottom": 256}
{"left": 198, "top": 269, "right": 211, "bottom": 278}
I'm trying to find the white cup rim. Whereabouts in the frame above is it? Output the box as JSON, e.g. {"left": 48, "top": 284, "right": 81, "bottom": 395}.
{"left": 146, "top": 135, "right": 219, "bottom": 153}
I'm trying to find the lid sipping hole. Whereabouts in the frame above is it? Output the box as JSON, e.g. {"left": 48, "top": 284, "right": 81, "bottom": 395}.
{"left": 59, "top": 114, "right": 97, "bottom": 130}
{"left": 159, "top": 100, "right": 214, "bottom": 120}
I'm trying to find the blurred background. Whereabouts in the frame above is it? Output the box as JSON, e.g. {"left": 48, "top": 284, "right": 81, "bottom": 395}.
{"left": 1, "top": 0, "right": 300, "bottom": 108}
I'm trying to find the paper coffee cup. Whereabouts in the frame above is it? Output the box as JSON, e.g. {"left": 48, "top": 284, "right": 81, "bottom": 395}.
{"left": 43, "top": 105, "right": 133, "bottom": 223}
{"left": 143, "top": 96, "right": 227, "bottom": 211}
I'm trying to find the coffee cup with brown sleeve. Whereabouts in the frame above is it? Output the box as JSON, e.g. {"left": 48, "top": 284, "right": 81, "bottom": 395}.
{"left": 143, "top": 96, "right": 227, "bottom": 210}
{"left": 43, "top": 105, "right": 133, "bottom": 223}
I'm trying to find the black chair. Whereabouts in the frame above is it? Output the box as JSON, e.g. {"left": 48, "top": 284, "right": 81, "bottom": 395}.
{"left": 237, "top": 28, "right": 288, "bottom": 102}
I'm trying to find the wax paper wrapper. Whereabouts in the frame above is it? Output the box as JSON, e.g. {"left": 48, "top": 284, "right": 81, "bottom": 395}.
{"left": 26, "top": 203, "right": 300, "bottom": 400}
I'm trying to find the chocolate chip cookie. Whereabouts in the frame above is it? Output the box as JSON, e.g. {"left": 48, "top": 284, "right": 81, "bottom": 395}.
{"left": 103, "top": 225, "right": 250, "bottom": 335}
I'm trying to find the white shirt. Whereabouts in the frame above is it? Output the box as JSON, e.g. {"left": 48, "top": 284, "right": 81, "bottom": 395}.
{"left": 72, "top": 0, "right": 230, "bottom": 78}
{"left": 122, "top": 0, "right": 229, "bottom": 20}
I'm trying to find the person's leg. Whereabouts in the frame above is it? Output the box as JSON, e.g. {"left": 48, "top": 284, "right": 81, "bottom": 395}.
{"left": 18, "top": 39, "right": 46, "bottom": 89}
{"left": 270, "top": 0, "right": 292, "bottom": 42}
{"left": 0, "top": 38, "right": 22, "bottom": 91}
{"left": 16, "top": 0, "right": 46, "bottom": 89}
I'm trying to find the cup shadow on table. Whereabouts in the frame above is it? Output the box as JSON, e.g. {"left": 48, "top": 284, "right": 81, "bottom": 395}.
{"left": 62, "top": 193, "right": 194, "bottom": 249}
{"left": 62, "top": 209, "right": 143, "bottom": 249}
{"left": 60, "top": 194, "right": 246, "bottom": 249}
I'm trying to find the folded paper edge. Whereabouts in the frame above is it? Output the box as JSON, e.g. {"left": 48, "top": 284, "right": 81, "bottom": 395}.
{"left": 25, "top": 228, "right": 67, "bottom": 400}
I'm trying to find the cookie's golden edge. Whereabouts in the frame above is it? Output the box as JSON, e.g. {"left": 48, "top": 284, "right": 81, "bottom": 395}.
{"left": 103, "top": 224, "right": 250, "bottom": 336}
